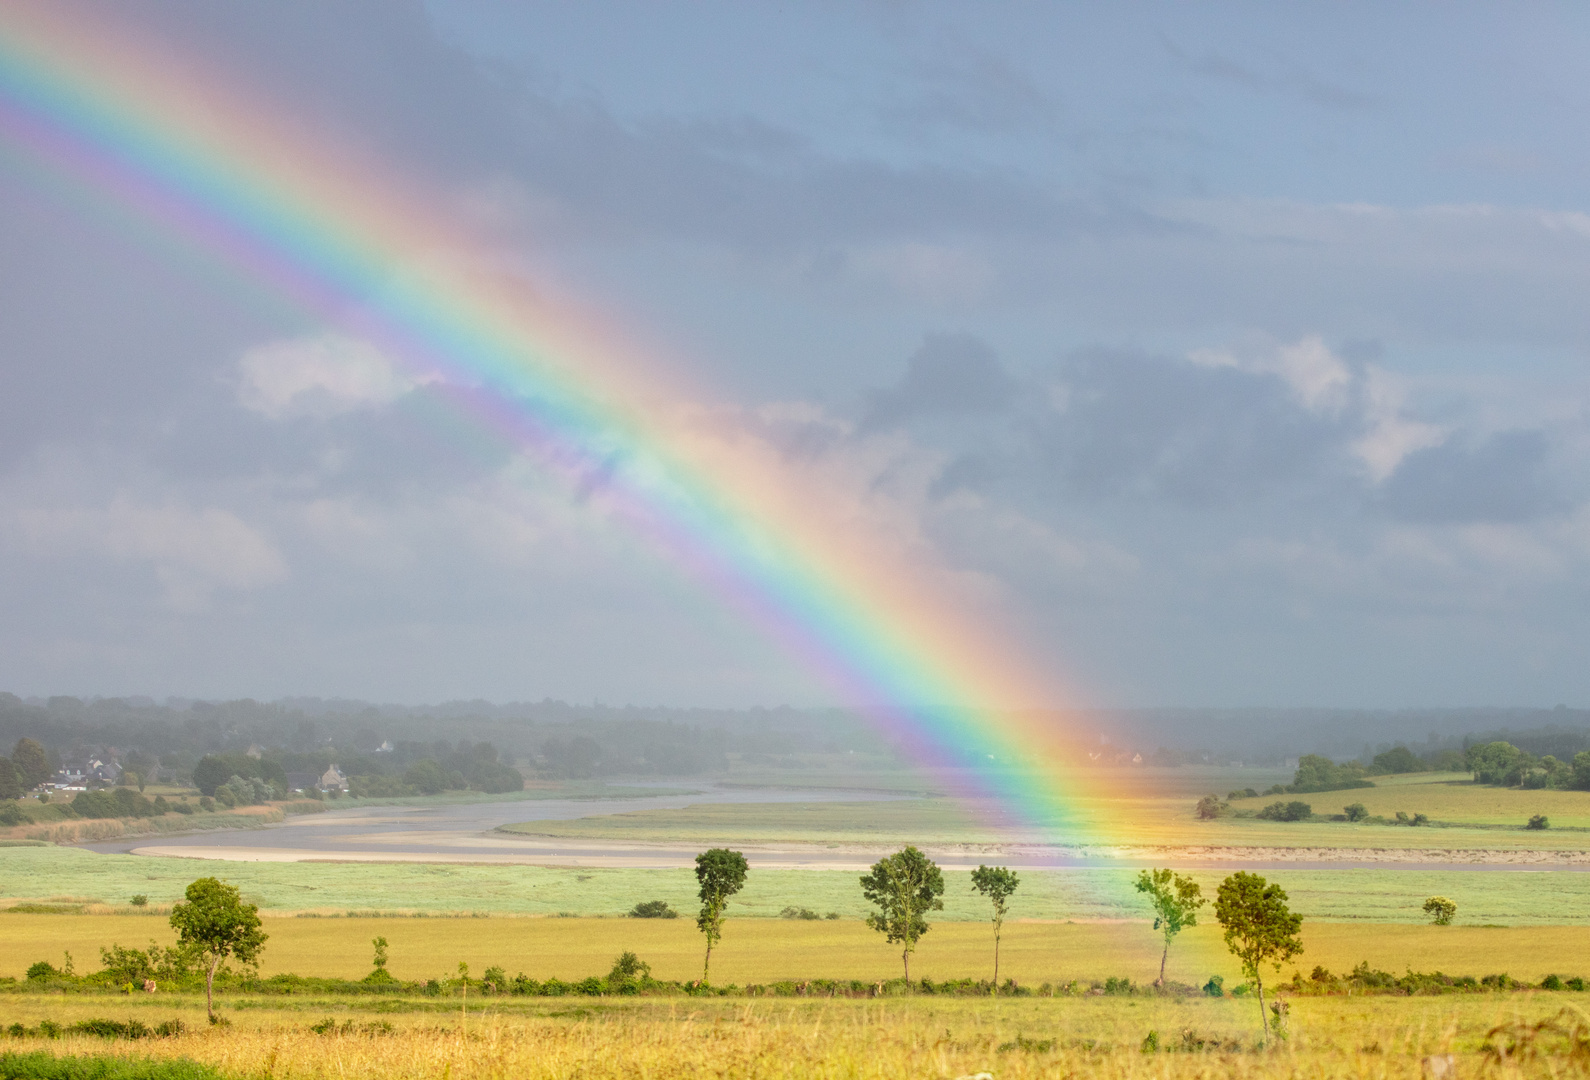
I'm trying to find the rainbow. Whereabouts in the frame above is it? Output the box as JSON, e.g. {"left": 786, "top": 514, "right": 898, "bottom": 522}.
{"left": 0, "top": 5, "right": 1095, "bottom": 835}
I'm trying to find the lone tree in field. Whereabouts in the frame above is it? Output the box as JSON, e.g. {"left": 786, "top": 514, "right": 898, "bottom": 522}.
{"left": 861, "top": 845, "right": 944, "bottom": 983}
{"left": 1423, "top": 896, "right": 1457, "bottom": 925}
{"left": 1214, "top": 872, "right": 1302, "bottom": 1041}
{"left": 694, "top": 848, "right": 749, "bottom": 983}
{"left": 1134, "top": 868, "right": 1206, "bottom": 987}
{"left": 970, "top": 865, "right": 1019, "bottom": 987}
{"left": 169, "top": 877, "right": 267, "bottom": 1022}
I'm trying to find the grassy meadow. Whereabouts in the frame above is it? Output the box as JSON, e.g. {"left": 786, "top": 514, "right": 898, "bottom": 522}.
{"left": 7, "top": 844, "right": 1590, "bottom": 923}
{"left": 2, "top": 991, "right": 1586, "bottom": 1080}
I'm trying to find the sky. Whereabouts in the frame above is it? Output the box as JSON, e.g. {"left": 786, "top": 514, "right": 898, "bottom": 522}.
{"left": 1, "top": 1, "right": 1589, "bottom": 708}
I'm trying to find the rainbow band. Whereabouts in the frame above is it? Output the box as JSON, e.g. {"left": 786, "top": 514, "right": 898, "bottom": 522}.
{"left": 0, "top": 5, "right": 1090, "bottom": 836}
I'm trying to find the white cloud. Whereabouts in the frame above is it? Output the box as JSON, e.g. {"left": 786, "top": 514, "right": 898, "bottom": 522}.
{"left": 236, "top": 334, "right": 429, "bottom": 419}
{"left": 1352, "top": 366, "right": 1449, "bottom": 483}
{"left": 1188, "top": 334, "right": 1352, "bottom": 414}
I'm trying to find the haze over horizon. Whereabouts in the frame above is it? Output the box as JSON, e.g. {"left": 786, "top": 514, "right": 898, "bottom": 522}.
{"left": 4, "top": 2, "right": 1590, "bottom": 710}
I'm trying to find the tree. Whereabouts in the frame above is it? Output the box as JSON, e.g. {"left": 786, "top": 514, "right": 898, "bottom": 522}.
{"left": 861, "top": 845, "right": 944, "bottom": 983}
{"left": 0, "top": 758, "right": 22, "bottom": 801}
{"left": 11, "top": 738, "right": 49, "bottom": 790}
{"left": 403, "top": 759, "right": 448, "bottom": 795}
{"left": 969, "top": 865, "right": 1019, "bottom": 987}
{"left": 1423, "top": 896, "right": 1456, "bottom": 925}
{"left": 1371, "top": 746, "right": 1421, "bottom": 774}
{"left": 1214, "top": 872, "right": 1302, "bottom": 1041}
{"left": 1134, "top": 868, "right": 1206, "bottom": 987}
{"left": 1194, "top": 794, "right": 1223, "bottom": 820}
{"left": 694, "top": 848, "right": 748, "bottom": 983}
{"left": 1343, "top": 803, "right": 1368, "bottom": 822}
{"left": 168, "top": 877, "right": 267, "bottom": 1022}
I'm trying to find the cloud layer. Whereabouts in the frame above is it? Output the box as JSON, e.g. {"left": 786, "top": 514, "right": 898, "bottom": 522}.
{"left": 2, "top": 2, "right": 1589, "bottom": 706}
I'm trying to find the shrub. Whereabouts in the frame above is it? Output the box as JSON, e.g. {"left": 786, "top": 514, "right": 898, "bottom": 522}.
{"left": 1411, "top": 813, "right": 1429, "bottom": 826}
{"left": 1256, "top": 800, "right": 1311, "bottom": 821}
{"left": 25, "top": 962, "right": 56, "bottom": 982}
{"left": 1343, "top": 803, "right": 1368, "bottom": 822}
{"left": 130, "top": 895, "right": 148, "bottom": 907}
{"left": 1423, "top": 896, "right": 1457, "bottom": 926}
{"left": 1194, "top": 795, "right": 1223, "bottom": 820}
{"left": 1528, "top": 814, "right": 1550, "bottom": 830}
{"left": 628, "top": 900, "right": 678, "bottom": 919}
{"left": 1102, "top": 976, "right": 1133, "bottom": 995}
{"left": 779, "top": 906, "right": 821, "bottom": 920}
{"left": 1541, "top": 974, "right": 1564, "bottom": 990}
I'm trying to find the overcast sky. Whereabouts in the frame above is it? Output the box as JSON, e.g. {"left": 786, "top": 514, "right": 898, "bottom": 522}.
{"left": 3, "top": 1, "right": 1590, "bottom": 708}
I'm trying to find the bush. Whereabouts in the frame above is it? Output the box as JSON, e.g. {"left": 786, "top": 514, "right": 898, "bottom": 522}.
{"left": 25, "top": 961, "right": 57, "bottom": 982}
{"left": 1371, "top": 746, "right": 1422, "bottom": 774}
{"left": 1257, "top": 800, "right": 1312, "bottom": 821}
{"left": 1227, "top": 788, "right": 1259, "bottom": 800}
{"left": 1202, "top": 975, "right": 1224, "bottom": 997}
{"left": 1541, "top": 974, "right": 1564, "bottom": 990}
{"left": 1528, "top": 814, "right": 1549, "bottom": 830}
{"left": 1101, "top": 976, "right": 1133, "bottom": 995}
{"left": 1194, "top": 795, "right": 1223, "bottom": 820}
{"left": 628, "top": 900, "right": 678, "bottom": 919}
{"left": 779, "top": 906, "right": 821, "bottom": 920}
{"left": 1343, "top": 803, "right": 1368, "bottom": 822}
{"left": 1423, "top": 896, "right": 1457, "bottom": 925}
{"left": 1289, "top": 754, "right": 1374, "bottom": 793}
{"left": 130, "top": 895, "right": 148, "bottom": 907}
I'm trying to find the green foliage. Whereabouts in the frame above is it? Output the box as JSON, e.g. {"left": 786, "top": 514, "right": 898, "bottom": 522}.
{"left": 1202, "top": 974, "right": 1224, "bottom": 997}
{"left": 191, "top": 754, "right": 285, "bottom": 797}
{"left": 1423, "top": 896, "right": 1457, "bottom": 925}
{"left": 861, "top": 845, "right": 945, "bottom": 981}
{"left": 779, "top": 905, "right": 820, "bottom": 920}
{"left": 1370, "top": 746, "right": 1422, "bottom": 774}
{"left": 971, "top": 864, "right": 1020, "bottom": 984}
{"left": 629, "top": 900, "right": 679, "bottom": 918}
{"left": 1215, "top": 872, "right": 1303, "bottom": 1038}
{"left": 1289, "top": 755, "right": 1373, "bottom": 793}
{"left": 1528, "top": 813, "right": 1550, "bottom": 830}
{"left": 606, "top": 951, "right": 652, "bottom": 991}
{"left": 371, "top": 936, "right": 389, "bottom": 972}
{"left": 97, "top": 941, "right": 201, "bottom": 986}
{"left": 404, "top": 760, "right": 449, "bottom": 795}
{"left": 0, "top": 757, "right": 23, "bottom": 801}
{"left": 169, "top": 877, "right": 267, "bottom": 1019}
{"left": 11, "top": 739, "right": 50, "bottom": 789}
{"left": 1134, "top": 868, "right": 1205, "bottom": 984}
{"left": 1343, "top": 803, "right": 1368, "bottom": 822}
{"left": 70, "top": 788, "right": 162, "bottom": 820}
{"left": 694, "top": 848, "right": 749, "bottom": 982}
{"left": 1194, "top": 794, "right": 1223, "bottom": 819}
{"left": 1256, "top": 800, "right": 1312, "bottom": 821}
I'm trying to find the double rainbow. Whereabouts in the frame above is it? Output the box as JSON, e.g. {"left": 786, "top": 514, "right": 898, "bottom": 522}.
{"left": 0, "top": 4, "right": 1091, "bottom": 835}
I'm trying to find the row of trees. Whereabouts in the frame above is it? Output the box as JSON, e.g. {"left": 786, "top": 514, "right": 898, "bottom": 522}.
{"left": 1466, "top": 740, "right": 1590, "bottom": 789}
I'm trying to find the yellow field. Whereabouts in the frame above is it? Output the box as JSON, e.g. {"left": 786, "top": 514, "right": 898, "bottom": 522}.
{"left": 5, "top": 914, "right": 1589, "bottom": 986}
{"left": 1, "top": 992, "right": 1582, "bottom": 1079}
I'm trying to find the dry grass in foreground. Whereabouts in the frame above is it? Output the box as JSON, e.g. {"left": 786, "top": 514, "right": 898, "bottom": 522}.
{"left": 4, "top": 993, "right": 1587, "bottom": 1079}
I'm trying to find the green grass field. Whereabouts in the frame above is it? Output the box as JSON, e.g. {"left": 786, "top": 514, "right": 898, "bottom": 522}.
{"left": 5, "top": 846, "right": 1590, "bottom": 925}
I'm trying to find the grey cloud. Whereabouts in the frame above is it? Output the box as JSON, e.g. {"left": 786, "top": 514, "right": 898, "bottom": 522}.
{"left": 1373, "top": 430, "right": 1562, "bottom": 524}
{"left": 861, "top": 334, "right": 1018, "bottom": 430}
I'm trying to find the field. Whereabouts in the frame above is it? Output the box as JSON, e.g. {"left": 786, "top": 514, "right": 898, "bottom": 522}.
{"left": 8, "top": 845, "right": 1590, "bottom": 924}
{"left": 6, "top": 912, "right": 1590, "bottom": 986}
{"left": 2, "top": 989, "right": 1586, "bottom": 1080}
{"left": 498, "top": 768, "right": 1590, "bottom": 851}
